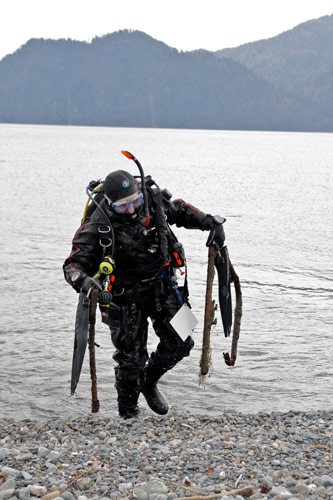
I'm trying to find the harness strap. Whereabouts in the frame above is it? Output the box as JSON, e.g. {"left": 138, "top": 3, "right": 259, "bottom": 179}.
{"left": 97, "top": 224, "right": 113, "bottom": 256}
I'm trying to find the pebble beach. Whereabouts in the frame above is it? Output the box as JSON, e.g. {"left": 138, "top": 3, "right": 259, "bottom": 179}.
{"left": 1, "top": 410, "right": 332, "bottom": 500}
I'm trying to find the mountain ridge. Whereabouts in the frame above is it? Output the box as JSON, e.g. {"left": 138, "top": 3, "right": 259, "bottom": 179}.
{"left": 0, "top": 16, "right": 332, "bottom": 131}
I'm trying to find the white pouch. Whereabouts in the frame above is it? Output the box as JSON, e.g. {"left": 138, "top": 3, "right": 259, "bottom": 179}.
{"left": 170, "top": 303, "right": 198, "bottom": 341}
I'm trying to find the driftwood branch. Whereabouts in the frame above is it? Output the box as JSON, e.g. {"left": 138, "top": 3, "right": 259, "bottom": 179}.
{"left": 200, "top": 243, "right": 243, "bottom": 377}
{"left": 200, "top": 245, "right": 217, "bottom": 379}
{"left": 176, "top": 485, "right": 253, "bottom": 499}
{"left": 223, "top": 261, "right": 242, "bottom": 366}
{"left": 88, "top": 288, "right": 100, "bottom": 413}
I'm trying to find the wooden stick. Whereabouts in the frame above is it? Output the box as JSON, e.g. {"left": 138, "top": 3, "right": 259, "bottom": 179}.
{"left": 88, "top": 288, "right": 100, "bottom": 413}
{"left": 200, "top": 245, "right": 217, "bottom": 378}
{"left": 176, "top": 485, "right": 253, "bottom": 499}
{"left": 223, "top": 261, "right": 242, "bottom": 366}
{"left": 230, "top": 262, "right": 242, "bottom": 362}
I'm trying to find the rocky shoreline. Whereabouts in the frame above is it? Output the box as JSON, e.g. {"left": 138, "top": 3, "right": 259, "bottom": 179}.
{"left": 1, "top": 410, "right": 332, "bottom": 500}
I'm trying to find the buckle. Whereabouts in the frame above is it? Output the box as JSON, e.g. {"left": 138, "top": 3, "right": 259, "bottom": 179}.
{"left": 98, "top": 225, "right": 111, "bottom": 234}
{"left": 99, "top": 237, "right": 112, "bottom": 248}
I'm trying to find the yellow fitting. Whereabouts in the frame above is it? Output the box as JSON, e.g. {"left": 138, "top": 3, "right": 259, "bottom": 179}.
{"left": 93, "top": 182, "right": 103, "bottom": 193}
{"left": 99, "top": 261, "right": 114, "bottom": 275}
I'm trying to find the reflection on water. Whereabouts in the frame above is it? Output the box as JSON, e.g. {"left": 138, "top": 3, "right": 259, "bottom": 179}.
{"left": 0, "top": 124, "right": 332, "bottom": 419}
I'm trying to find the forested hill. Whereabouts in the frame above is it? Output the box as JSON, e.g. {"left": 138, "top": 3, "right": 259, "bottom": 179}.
{"left": 0, "top": 31, "right": 292, "bottom": 130}
{"left": 216, "top": 14, "right": 333, "bottom": 131}
{"left": 0, "top": 18, "right": 332, "bottom": 132}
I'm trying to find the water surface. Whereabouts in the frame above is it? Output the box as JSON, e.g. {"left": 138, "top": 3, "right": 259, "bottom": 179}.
{"left": 0, "top": 124, "right": 332, "bottom": 419}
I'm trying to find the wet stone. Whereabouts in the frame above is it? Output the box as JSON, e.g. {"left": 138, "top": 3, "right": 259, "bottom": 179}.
{"left": 27, "top": 485, "right": 47, "bottom": 497}
{"left": 0, "top": 411, "right": 333, "bottom": 499}
{"left": 1, "top": 468, "right": 20, "bottom": 477}
{"left": 320, "top": 474, "right": 333, "bottom": 487}
{"left": 15, "top": 455, "right": 33, "bottom": 462}
{"left": 17, "top": 489, "right": 31, "bottom": 500}
{"left": 0, "top": 480, "right": 16, "bottom": 493}
{"left": 0, "top": 490, "right": 16, "bottom": 500}
{"left": 75, "top": 478, "right": 91, "bottom": 491}
{"left": 58, "top": 493, "right": 74, "bottom": 500}
{"left": 132, "top": 488, "right": 148, "bottom": 499}
{"left": 37, "top": 449, "right": 49, "bottom": 460}
{"left": 111, "top": 492, "right": 123, "bottom": 499}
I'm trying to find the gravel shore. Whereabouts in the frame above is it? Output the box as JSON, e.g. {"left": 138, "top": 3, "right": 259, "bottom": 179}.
{"left": 1, "top": 410, "right": 332, "bottom": 500}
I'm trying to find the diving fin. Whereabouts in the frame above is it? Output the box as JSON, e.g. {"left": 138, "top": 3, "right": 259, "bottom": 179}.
{"left": 214, "top": 246, "right": 232, "bottom": 337}
{"left": 71, "top": 290, "right": 90, "bottom": 395}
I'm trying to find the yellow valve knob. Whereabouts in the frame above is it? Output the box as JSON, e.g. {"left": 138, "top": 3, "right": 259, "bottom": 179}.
{"left": 99, "top": 261, "right": 114, "bottom": 275}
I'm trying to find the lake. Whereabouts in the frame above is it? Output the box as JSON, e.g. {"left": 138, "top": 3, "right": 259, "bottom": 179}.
{"left": 0, "top": 123, "right": 332, "bottom": 419}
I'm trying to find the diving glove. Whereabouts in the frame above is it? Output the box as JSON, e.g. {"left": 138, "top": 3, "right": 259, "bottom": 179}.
{"left": 206, "top": 215, "right": 226, "bottom": 249}
{"left": 81, "top": 276, "right": 103, "bottom": 294}
{"left": 71, "top": 271, "right": 102, "bottom": 293}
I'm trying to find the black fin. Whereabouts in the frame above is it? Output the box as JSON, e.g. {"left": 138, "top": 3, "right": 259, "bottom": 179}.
{"left": 71, "top": 291, "right": 90, "bottom": 395}
{"left": 214, "top": 246, "right": 232, "bottom": 337}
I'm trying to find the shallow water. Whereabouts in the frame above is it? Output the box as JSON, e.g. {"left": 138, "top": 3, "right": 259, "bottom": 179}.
{"left": 0, "top": 124, "right": 332, "bottom": 419}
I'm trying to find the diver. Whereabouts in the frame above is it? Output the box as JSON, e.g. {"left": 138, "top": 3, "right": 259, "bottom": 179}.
{"left": 63, "top": 155, "right": 226, "bottom": 419}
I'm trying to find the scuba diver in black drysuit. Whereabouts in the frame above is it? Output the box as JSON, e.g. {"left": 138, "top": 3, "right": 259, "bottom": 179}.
{"left": 63, "top": 164, "right": 226, "bottom": 419}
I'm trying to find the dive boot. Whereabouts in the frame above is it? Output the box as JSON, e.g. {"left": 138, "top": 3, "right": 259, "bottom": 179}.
{"left": 141, "top": 381, "right": 169, "bottom": 415}
{"left": 118, "top": 403, "right": 140, "bottom": 420}
{"left": 115, "top": 376, "right": 141, "bottom": 420}
{"left": 117, "top": 393, "right": 140, "bottom": 419}
{"left": 141, "top": 364, "right": 169, "bottom": 415}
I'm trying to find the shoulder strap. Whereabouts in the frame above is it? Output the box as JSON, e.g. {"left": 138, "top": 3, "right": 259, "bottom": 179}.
{"left": 145, "top": 179, "right": 170, "bottom": 266}
{"left": 91, "top": 200, "right": 115, "bottom": 257}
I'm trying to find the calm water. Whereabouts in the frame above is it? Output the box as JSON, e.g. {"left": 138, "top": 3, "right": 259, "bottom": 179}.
{"left": 0, "top": 124, "right": 332, "bottom": 419}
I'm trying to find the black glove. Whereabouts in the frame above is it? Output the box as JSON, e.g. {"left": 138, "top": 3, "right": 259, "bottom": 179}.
{"left": 81, "top": 276, "right": 103, "bottom": 294}
{"left": 71, "top": 271, "right": 102, "bottom": 293}
{"left": 213, "top": 224, "right": 225, "bottom": 250}
{"left": 205, "top": 215, "right": 226, "bottom": 249}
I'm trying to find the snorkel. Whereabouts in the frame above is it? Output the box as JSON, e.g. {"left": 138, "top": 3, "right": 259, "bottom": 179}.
{"left": 121, "top": 150, "right": 151, "bottom": 227}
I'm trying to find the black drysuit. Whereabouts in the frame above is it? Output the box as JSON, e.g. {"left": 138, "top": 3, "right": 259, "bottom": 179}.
{"left": 63, "top": 189, "right": 218, "bottom": 414}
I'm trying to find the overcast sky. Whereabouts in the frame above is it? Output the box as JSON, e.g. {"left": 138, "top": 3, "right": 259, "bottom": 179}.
{"left": 1, "top": 0, "right": 332, "bottom": 61}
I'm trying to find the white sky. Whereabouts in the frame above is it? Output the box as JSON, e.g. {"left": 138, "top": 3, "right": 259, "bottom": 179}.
{"left": 1, "top": 0, "right": 333, "bottom": 61}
